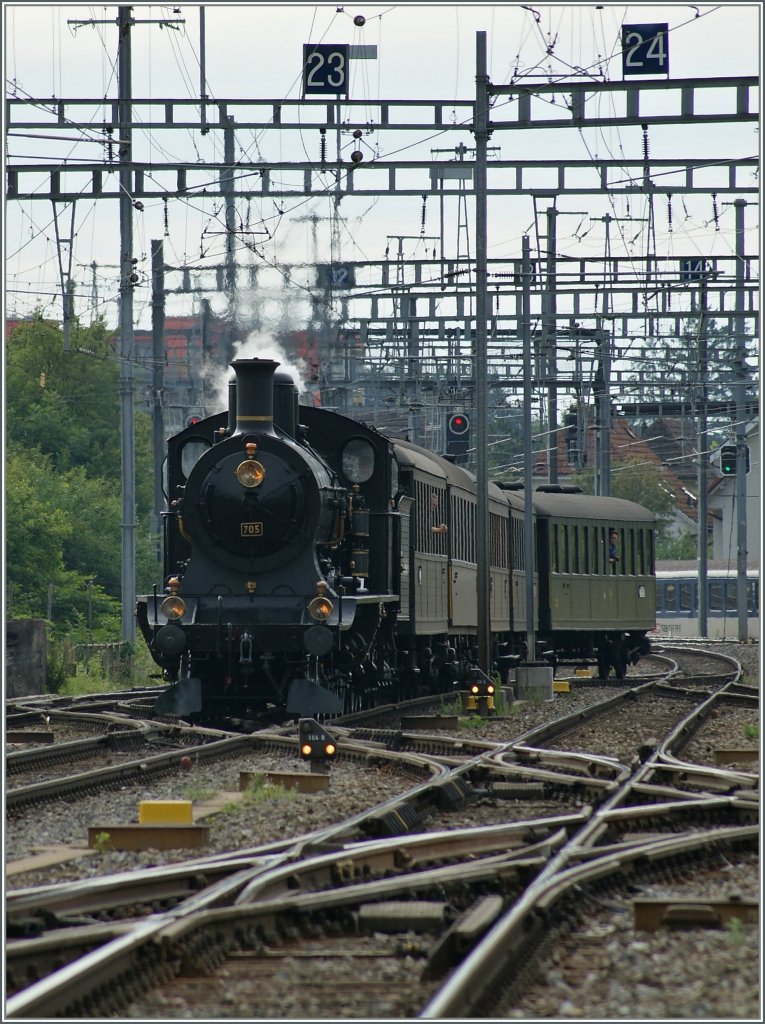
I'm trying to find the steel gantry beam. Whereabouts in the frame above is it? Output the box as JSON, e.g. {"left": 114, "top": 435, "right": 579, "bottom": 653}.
{"left": 7, "top": 155, "right": 758, "bottom": 201}
{"left": 6, "top": 76, "right": 758, "bottom": 201}
{"left": 5, "top": 75, "right": 757, "bottom": 133}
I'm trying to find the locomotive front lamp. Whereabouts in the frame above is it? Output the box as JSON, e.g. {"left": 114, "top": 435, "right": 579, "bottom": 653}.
{"left": 308, "top": 595, "right": 334, "bottom": 621}
{"left": 161, "top": 578, "right": 186, "bottom": 620}
{"left": 161, "top": 595, "right": 186, "bottom": 620}
{"left": 236, "top": 457, "right": 265, "bottom": 487}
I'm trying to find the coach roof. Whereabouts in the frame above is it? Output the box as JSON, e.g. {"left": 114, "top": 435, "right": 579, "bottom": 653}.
{"left": 531, "top": 492, "right": 655, "bottom": 522}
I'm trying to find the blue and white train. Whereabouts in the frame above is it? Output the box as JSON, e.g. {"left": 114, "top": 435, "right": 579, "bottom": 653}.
{"left": 654, "top": 560, "right": 760, "bottom": 640}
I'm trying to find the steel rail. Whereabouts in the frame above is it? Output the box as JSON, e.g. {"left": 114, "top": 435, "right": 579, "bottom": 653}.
{"left": 421, "top": 820, "right": 758, "bottom": 1018}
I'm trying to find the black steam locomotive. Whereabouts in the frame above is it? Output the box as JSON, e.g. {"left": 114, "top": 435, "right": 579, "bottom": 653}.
{"left": 137, "top": 358, "right": 656, "bottom": 723}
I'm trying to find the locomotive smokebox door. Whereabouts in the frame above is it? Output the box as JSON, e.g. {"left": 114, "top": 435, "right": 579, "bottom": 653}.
{"left": 298, "top": 718, "right": 338, "bottom": 773}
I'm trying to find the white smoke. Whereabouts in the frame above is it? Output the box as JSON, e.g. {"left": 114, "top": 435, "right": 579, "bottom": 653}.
{"left": 232, "top": 332, "right": 308, "bottom": 393}
{"left": 201, "top": 331, "right": 309, "bottom": 415}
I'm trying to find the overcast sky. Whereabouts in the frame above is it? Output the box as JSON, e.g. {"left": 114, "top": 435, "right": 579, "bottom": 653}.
{"left": 4, "top": 3, "right": 761, "bottom": 332}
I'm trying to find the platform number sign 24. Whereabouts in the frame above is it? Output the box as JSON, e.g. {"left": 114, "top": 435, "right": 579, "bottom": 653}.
{"left": 622, "top": 24, "right": 669, "bottom": 77}
{"left": 303, "top": 44, "right": 349, "bottom": 95}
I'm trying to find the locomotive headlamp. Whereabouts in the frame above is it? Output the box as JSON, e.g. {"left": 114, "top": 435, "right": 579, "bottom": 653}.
{"left": 236, "top": 458, "right": 265, "bottom": 487}
{"left": 161, "top": 595, "right": 186, "bottom": 620}
{"left": 161, "top": 577, "right": 186, "bottom": 619}
{"left": 308, "top": 595, "right": 334, "bottom": 621}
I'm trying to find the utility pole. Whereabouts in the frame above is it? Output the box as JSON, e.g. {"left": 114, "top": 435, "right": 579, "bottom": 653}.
{"left": 474, "top": 31, "right": 491, "bottom": 675}
{"left": 64, "top": 4, "right": 183, "bottom": 641}
{"left": 222, "top": 118, "right": 237, "bottom": 297}
{"left": 594, "top": 326, "right": 612, "bottom": 497}
{"left": 734, "top": 198, "right": 749, "bottom": 640}
{"left": 595, "top": 213, "right": 614, "bottom": 497}
{"left": 696, "top": 271, "right": 708, "bottom": 637}
{"left": 151, "top": 239, "right": 165, "bottom": 542}
{"left": 522, "top": 235, "right": 536, "bottom": 663}
{"left": 117, "top": 4, "right": 136, "bottom": 644}
{"left": 543, "top": 206, "right": 558, "bottom": 483}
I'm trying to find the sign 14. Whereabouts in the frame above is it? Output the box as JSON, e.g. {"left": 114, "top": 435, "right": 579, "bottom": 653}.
{"left": 622, "top": 24, "right": 669, "bottom": 77}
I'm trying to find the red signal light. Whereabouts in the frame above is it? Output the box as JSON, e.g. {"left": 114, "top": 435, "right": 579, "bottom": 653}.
{"left": 448, "top": 413, "right": 469, "bottom": 435}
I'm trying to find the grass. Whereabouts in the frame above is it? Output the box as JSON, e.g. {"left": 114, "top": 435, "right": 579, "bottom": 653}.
{"left": 92, "top": 831, "right": 112, "bottom": 855}
{"left": 743, "top": 723, "right": 759, "bottom": 741}
{"left": 726, "top": 916, "right": 745, "bottom": 946}
{"left": 49, "top": 638, "right": 163, "bottom": 696}
{"left": 182, "top": 781, "right": 218, "bottom": 803}
{"left": 218, "top": 774, "right": 299, "bottom": 815}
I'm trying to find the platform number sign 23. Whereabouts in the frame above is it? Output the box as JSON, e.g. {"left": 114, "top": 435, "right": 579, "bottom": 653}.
{"left": 622, "top": 24, "right": 669, "bottom": 77}
{"left": 303, "top": 44, "right": 349, "bottom": 95}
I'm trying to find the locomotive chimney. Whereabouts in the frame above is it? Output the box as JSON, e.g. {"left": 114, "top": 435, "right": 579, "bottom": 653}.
{"left": 273, "top": 371, "right": 298, "bottom": 438}
{"left": 230, "top": 358, "right": 279, "bottom": 436}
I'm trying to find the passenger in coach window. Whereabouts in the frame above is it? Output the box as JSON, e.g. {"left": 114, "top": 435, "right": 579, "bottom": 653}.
{"left": 609, "top": 529, "right": 619, "bottom": 573}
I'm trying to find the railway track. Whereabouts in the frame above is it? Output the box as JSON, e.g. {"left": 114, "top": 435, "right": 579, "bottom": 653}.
{"left": 5, "top": 649, "right": 759, "bottom": 1019}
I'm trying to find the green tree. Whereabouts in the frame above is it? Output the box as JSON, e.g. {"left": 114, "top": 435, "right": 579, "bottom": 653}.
{"left": 658, "top": 529, "right": 709, "bottom": 560}
{"left": 6, "top": 315, "right": 157, "bottom": 633}
{"left": 570, "top": 458, "right": 677, "bottom": 542}
{"left": 5, "top": 443, "right": 120, "bottom": 637}
{"left": 6, "top": 317, "right": 121, "bottom": 477}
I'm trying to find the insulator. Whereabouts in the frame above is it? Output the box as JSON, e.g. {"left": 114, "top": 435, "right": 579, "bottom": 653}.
{"left": 320, "top": 129, "right": 327, "bottom": 164}
{"left": 353, "top": 129, "right": 362, "bottom": 139}
{"left": 350, "top": 150, "right": 363, "bottom": 163}
{"left": 354, "top": 14, "right": 366, "bottom": 26}
{"left": 641, "top": 123, "right": 650, "bottom": 161}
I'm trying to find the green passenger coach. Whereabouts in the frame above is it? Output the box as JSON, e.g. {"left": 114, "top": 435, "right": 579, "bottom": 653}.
{"left": 533, "top": 492, "right": 656, "bottom": 678}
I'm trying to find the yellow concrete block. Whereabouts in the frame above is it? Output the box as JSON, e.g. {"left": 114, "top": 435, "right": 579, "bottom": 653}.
{"left": 575, "top": 668, "right": 593, "bottom": 677}
{"left": 138, "top": 800, "right": 193, "bottom": 825}
{"left": 553, "top": 680, "right": 570, "bottom": 693}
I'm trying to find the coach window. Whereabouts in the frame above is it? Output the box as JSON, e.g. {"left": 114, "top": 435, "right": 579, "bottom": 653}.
{"left": 560, "top": 525, "right": 567, "bottom": 574}
{"left": 665, "top": 582, "right": 677, "bottom": 611}
{"left": 585, "top": 524, "right": 593, "bottom": 573}
{"left": 572, "top": 526, "right": 579, "bottom": 573}
{"left": 637, "top": 530, "right": 645, "bottom": 576}
{"left": 725, "top": 582, "right": 737, "bottom": 611}
{"left": 680, "top": 583, "right": 692, "bottom": 612}
{"left": 552, "top": 525, "right": 559, "bottom": 573}
{"left": 749, "top": 580, "right": 758, "bottom": 613}
{"left": 709, "top": 582, "right": 723, "bottom": 611}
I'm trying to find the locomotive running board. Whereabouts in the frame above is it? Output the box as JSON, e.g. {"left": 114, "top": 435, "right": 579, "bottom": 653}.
{"left": 155, "top": 676, "right": 202, "bottom": 716}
